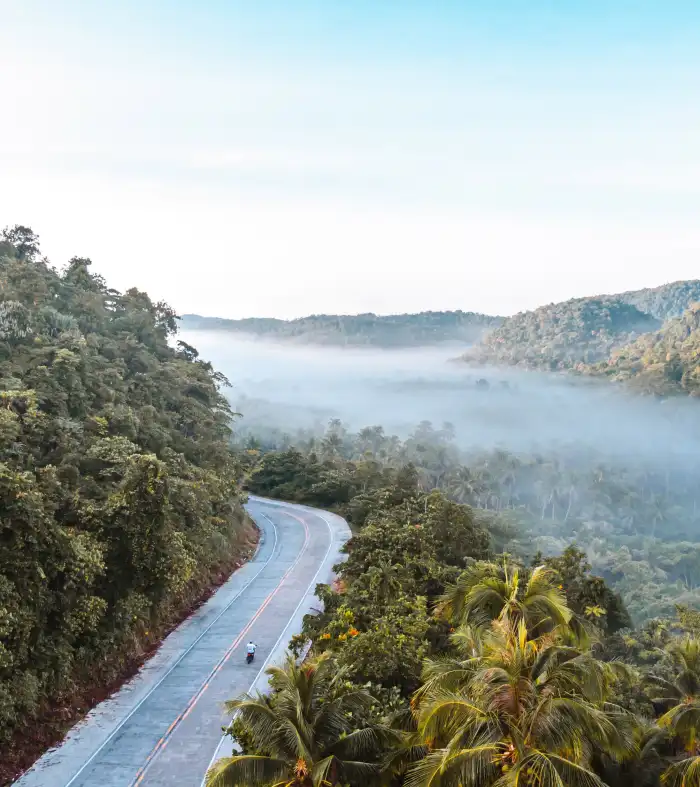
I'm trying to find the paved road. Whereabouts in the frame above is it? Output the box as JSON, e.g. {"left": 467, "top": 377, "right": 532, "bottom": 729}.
{"left": 16, "top": 497, "right": 350, "bottom": 787}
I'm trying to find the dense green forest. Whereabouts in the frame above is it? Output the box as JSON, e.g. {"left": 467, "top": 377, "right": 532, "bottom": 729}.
{"left": 206, "top": 437, "right": 700, "bottom": 787}
{"left": 587, "top": 303, "right": 700, "bottom": 396}
{"left": 181, "top": 311, "right": 501, "bottom": 347}
{"left": 461, "top": 280, "right": 700, "bottom": 381}
{"left": 461, "top": 298, "right": 659, "bottom": 370}
{"left": 236, "top": 416, "right": 700, "bottom": 624}
{"left": 0, "top": 226, "right": 252, "bottom": 781}
{"left": 617, "top": 280, "right": 700, "bottom": 321}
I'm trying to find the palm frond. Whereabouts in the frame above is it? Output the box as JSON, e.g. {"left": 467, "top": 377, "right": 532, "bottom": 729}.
{"left": 404, "top": 745, "right": 499, "bottom": 787}
{"left": 225, "top": 698, "right": 293, "bottom": 758}
{"left": 532, "top": 751, "right": 608, "bottom": 787}
{"left": 380, "top": 735, "right": 428, "bottom": 780}
{"left": 417, "top": 693, "right": 490, "bottom": 744}
{"left": 204, "top": 755, "right": 289, "bottom": 787}
{"left": 338, "top": 758, "right": 382, "bottom": 785}
{"left": 326, "top": 725, "right": 399, "bottom": 760}
{"left": 662, "top": 755, "right": 700, "bottom": 787}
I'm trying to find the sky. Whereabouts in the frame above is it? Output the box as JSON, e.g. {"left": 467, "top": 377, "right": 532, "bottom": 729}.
{"left": 1, "top": 1, "right": 699, "bottom": 319}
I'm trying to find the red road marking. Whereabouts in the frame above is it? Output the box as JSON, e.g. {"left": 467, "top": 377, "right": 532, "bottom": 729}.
{"left": 129, "top": 511, "right": 311, "bottom": 786}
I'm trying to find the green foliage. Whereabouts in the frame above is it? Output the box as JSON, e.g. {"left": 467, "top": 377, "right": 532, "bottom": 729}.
{"left": 437, "top": 560, "right": 573, "bottom": 635}
{"left": 542, "top": 546, "right": 632, "bottom": 634}
{"left": 459, "top": 281, "right": 700, "bottom": 374}
{"left": 463, "top": 297, "right": 660, "bottom": 371}
{"left": 588, "top": 303, "right": 700, "bottom": 396}
{"left": 408, "top": 614, "right": 635, "bottom": 787}
{"left": 233, "top": 433, "right": 700, "bottom": 787}
{"left": 617, "top": 281, "right": 700, "bottom": 321}
{"left": 241, "top": 417, "right": 700, "bottom": 625}
{"left": 0, "top": 225, "right": 249, "bottom": 746}
{"left": 247, "top": 448, "right": 358, "bottom": 507}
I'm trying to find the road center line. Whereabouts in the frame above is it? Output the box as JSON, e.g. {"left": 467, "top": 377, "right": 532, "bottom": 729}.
{"left": 198, "top": 509, "right": 336, "bottom": 786}
{"left": 61, "top": 510, "right": 279, "bottom": 787}
{"left": 128, "top": 508, "right": 314, "bottom": 787}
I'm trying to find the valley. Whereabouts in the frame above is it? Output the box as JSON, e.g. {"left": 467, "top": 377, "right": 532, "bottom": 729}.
{"left": 2, "top": 227, "right": 700, "bottom": 787}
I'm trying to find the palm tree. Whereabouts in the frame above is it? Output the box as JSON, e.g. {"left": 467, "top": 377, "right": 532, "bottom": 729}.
{"left": 320, "top": 432, "right": 344, "bottom": 460}
{"left": 648, "top": 638, "right": 700, "bottom": 786}
{"left": 412, "top": 626, "right": 483, "bottom": 704}
{"left": 205, "top": 653, "right": 389, "bottom": 787}
{"left": 436, "top": 560, "right": 573, "bottom": 637}
{"left": 407, "top": 619, "right": 635, "bottom": 787}
{"left": 446, "top": 467, "right": 479, "bottom": 505}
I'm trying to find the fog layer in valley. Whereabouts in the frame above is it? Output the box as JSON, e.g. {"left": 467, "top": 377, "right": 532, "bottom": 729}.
{"left": 181, "top": 331, "right": 700, "bottom": 467}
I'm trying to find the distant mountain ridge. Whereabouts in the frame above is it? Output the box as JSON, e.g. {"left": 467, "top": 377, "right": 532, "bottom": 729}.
{"left": 181, "top": 310, "right": 502, "bottom": 347}
{"left": 182, "top": 280, "right": 700, "bottom": 394}
{"left": 587, "top": 302, "right": 700, "bottom": 396}
{"left": 460, "top": 279, "right": 700, "bottom": 394}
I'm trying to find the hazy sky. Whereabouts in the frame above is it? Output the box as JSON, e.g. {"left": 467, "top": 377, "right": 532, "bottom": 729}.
{"left": 2, "top": 1, "right": 699, "bottom": 319}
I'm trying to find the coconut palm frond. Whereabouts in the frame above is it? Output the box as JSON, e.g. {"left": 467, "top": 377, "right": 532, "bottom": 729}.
{"left": 204, "top": 754, "right": 290, "bottom": 787}
{"left": 663, "top": 755, "right": 700, "bottom": 787}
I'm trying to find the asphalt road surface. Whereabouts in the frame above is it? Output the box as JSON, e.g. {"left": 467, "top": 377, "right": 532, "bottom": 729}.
{"left": 16, "top": 497, "right": 350, "bottom": 787}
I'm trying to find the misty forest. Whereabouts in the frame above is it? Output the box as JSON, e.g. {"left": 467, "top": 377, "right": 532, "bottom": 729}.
{"left": 4, "top": 226, "right": 700, "bottom": 787}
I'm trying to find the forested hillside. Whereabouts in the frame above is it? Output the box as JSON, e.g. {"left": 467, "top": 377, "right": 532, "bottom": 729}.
{"left": 0, "top": 226, "right": 252, "bottom": 779}
{"left": 617, "top": 279, "right": 700, "bottom": 321}
{"left": 181, "top": 310, "right": 501, "bottom": 347}
{"left": 587, "top": 303, "right": 700, "bottom": 396}
{"left": 461, "top": 297, "right": 659, "bottom": 370}
{"left": 462, "top": 279, "right": 700, "bottom": 376}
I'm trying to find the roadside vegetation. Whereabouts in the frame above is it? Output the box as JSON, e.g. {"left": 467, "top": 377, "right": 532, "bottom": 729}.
{"left": 208, "top": 449, "right": 700, "bottom": 787}
{"left": 238, "top": 418, "right": 700, "bottom": 624}
{"left": 0, "top": 227, "right": 253, "bottom": 783}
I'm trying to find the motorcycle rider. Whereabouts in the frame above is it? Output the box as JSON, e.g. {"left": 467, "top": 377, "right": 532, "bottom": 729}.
{"left": 246, "top": 641, "right": 257, "bottom": 658}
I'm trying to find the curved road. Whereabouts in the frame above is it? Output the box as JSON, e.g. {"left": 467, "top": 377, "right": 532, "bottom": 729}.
{"left": 16, "top": 497, "right": 350, "bottom": 787}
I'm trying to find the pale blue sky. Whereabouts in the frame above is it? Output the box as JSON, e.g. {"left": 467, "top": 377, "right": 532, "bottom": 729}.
{"left": 1, "top": 1, "right": 699, "bottom": 318}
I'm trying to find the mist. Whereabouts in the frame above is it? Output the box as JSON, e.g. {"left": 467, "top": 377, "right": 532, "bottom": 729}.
{"left": 181, "top": 330, "right": 700, "bottom": 468}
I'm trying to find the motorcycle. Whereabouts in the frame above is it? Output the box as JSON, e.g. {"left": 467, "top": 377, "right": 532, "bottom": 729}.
{"left": 246, "top": 651, "right": 255, "bottom": 664}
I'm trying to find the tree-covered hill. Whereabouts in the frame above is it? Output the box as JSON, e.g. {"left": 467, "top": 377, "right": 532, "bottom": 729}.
{"left": 184, "top": 280, "right": 700, "bottom": 355}
{"left": 587, "top": 302, "right": 700, "bottom": 396}
{"left": 461, "top": 297, "right": 659, "bottom": 371}
{"left": 617, "top": 279, "right": 700, "bottom": 321}
{"left": 460, "top": 280, "right": 700, "bottom": 373}
{"left": 0, "top": 226, "right": 252, "bottom": 778}
{"left": 180, "top": 310, "right": 502, "bottom": 347}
